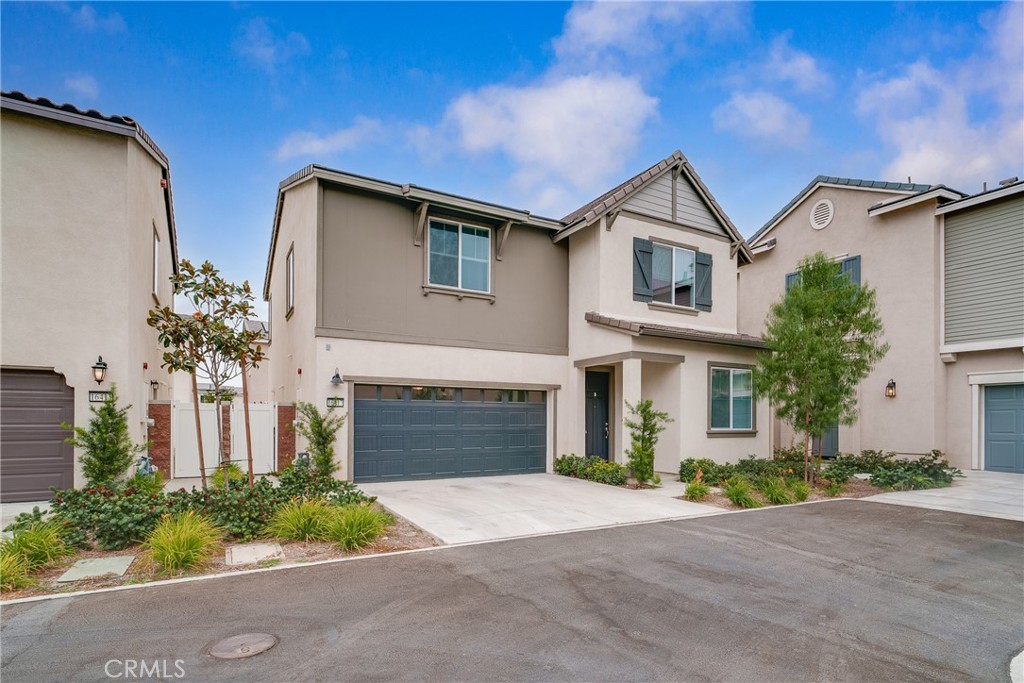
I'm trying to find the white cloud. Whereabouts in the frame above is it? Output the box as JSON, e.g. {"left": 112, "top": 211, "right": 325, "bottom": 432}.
{"left": 763, "top": 34, "right": 830, "bottom": 93}
{"left": 68, "top": 4, "right": 126, "bottom": 33}
{"left": 856, "top": 2, "right": 1023, "bottom": 188}
{"left": 275, "top": 116, "right": 384, "bottom": 161}
{"left": 712, "top": 91, "right": 810, "bottom": 148}
{"left": 441, "top": 73, "right": 659, "bottom": 212}
{"left": 234, "top": 18, "right": 310, "bottom": 72}
{"left": 64, "top": 74, "right": 99, "bottom": 101}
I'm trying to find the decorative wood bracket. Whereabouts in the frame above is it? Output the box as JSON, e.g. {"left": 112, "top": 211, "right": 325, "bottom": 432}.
{"left": 605, "top": 210, "right": 621, "bottom": 232}
{"left": 413, "top": 201, "right": 430, "bottom": 246}
{"left": 496, "top": 219, "right": 513, "bottom": 260}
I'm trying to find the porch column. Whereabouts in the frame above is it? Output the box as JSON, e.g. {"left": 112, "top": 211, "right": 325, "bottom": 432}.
{"left": 618, "top": 357, "right": 642, "bottom": 465}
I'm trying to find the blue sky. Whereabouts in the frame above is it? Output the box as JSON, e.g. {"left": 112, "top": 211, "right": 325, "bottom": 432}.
{"left": 3, "top": 2, "right": 1021, "bottom": 316}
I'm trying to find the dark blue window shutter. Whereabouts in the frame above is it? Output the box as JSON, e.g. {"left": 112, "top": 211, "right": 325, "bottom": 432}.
{"left": 841, "top": 255, "right": 861, "bottom": 287}
{"left": 694, "top": 251, "right": 713, "bottom": 311}
{"left": 633, "top": 238, "right": 654, "bottom": 301}
{"left": 785, "top": 271, "right": 799, "bottom": 292}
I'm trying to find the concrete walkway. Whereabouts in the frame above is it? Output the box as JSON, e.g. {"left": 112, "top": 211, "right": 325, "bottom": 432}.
{"left": 360, "top": 473, "right": 719, "bottom": 544}
{"left": 865, "top": 470, "right": 1024, "bottom": 522}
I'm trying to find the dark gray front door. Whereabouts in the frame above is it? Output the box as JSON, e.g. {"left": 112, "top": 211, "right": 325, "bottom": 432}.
{"left": 585, "top": 371, "right": 609, "bottom": 460}
{"left": 813, "top": 423, "right": 839, "bottom": 459}
{"left": 1, "top": 370, "right": 75, "bottom": 502}
{"left": 353, "top": 385, "right": 546, "bottom": 482}
{"left": 985, "top": 384, "right": 1024, "bottom": 473}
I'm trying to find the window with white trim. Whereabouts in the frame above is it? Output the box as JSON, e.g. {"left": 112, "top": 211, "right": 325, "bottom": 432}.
{"left": 286, "top": 245, "right": 295, "bottom": 316}
{"left": 428, "top": 220, "right": 491, "bottom": 293}
{"left": 710, "top": 366, "right": 753, "bottom": 431}
{"left": 652, "top": 243, "right": 695, "bottom": 307}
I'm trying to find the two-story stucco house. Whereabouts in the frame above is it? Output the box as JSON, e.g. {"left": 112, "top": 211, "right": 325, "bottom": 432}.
{"left": 263, "top": 151, "right": 770, "bottom": 483}
{"left": 0, "top": 91, "right": 179, "bottom": 501}
{"left": 738, "top": 175, "right": 1024, "bottom": 473}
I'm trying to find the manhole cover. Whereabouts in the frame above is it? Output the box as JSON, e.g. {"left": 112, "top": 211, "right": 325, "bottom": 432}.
{"left": 209, "top": 633, "right": 278, "bottom": 660}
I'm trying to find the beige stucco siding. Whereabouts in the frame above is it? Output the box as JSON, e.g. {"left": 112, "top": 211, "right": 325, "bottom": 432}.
{"left": 1, "top": 111, "right": 176, "bottom": 486}
{"left": 317, "top": 184, "right": 569, "bottom": 355}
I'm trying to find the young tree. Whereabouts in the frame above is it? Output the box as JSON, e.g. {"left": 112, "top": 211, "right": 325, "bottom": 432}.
{"left": 624, "top": 399, "right": 672, "bottom": 486}
{"left": 63, "top": 384, "right": 149, "bottom": 487}
{"left": 753, "top": 251, "right": 889, "bottom": 482}
{"left": 293, "top": 401, "right": 346, "bottom": 480}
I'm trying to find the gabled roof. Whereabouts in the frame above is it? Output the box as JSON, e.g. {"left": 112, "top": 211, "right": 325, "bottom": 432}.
{"left": 1, "top": 90, "right": 179, "bottom": 274}
{"left": 748, "top": 175, "right": 933, "bottom": 247}
{"left": 584, "top": 311, "right": 766, "bottom": 349}
{"left": 866, "top": 185, "right": 967, "bottom": 216}
{"left": 554, "top": 150, "right": 753, "bottom": 263}
{"left": 935, "top": 178, "right": 1023, "bottom": 215}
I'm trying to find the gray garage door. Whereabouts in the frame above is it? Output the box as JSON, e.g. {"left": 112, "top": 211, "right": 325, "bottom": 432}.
{"left": 1, "top": 370, "right": 75, "bottom": 502}
{"left": 353, "top": 385, "right": 546, "bottom": 482}
{"left": 985, "top": 384, "right": 1024, "bottom": 474}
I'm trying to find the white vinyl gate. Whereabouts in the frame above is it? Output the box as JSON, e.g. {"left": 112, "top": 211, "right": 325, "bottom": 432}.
{"left": 172, "top": 402, "right": 276, "bottom": 479}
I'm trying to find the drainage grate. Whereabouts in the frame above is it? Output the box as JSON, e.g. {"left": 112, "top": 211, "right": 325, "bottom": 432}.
{"left": 209, "top": 633, "right": 278, "bottom": 660}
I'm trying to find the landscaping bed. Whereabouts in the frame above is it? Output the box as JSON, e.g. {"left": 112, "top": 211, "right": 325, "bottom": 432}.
{"left": 694, "top": 477, "right": 884, "bottom": 511}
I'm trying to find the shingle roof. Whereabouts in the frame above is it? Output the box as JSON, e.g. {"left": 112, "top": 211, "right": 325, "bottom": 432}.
{"left": 561, "top": 151, "right": 684, "bottom": 226}
{"left": 584, "top": 311, "right": 766, "bottom": 349}
{"left": 748, "top": 175, "right": 934, "bottom": 246}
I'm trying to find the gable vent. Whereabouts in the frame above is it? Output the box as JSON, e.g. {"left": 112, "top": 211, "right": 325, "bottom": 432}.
{"left": 809, "top": 199, "right": 834, "bottom": 230}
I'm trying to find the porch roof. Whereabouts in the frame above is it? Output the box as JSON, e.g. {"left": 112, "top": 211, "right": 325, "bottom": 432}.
{"left": 584, "top": 311, "right": 766, "bottom": 349}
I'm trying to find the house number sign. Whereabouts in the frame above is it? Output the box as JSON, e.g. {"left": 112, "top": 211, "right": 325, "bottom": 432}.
{"left": 326, "top": 397, "right": 344, "bottom": 408}
{"left": 89, "top": 390, "right": 110, "bottom": 402}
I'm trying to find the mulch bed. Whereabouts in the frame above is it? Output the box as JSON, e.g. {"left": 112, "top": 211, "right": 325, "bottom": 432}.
{"left": 1, "top": 509, "right": 438, "bottom": 601}
{"left": 689, "top": 478, "right": 885, "bottom": 511}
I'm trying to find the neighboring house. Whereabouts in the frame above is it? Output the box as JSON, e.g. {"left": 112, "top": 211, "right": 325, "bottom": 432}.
{"left": 0, "top": 91, "right": 179, "bottom": 501}
{"left": 263, "top": 151, "right": 770, "bottom": 483}
{"left": 738, "top": 175, "right": 1024, "bottom": 473}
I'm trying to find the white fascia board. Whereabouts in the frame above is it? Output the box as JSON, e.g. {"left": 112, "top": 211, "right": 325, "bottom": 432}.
{"left": 935, "top": 183, "right": 1024, "bottom": 215}
{"left": 967, "top": 370, "right": 1024, "bottom": 385}
{"left": 867, "top": 188, "right": 964, "bottom": 216}
{"left": 941, "top": 338, "right": 1024, "bottom": 354}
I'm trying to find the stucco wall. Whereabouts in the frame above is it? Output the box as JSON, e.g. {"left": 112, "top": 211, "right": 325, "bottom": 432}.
{"left": 738, "top": 185, "right": 947, "bottom": 457}
{"left": 1, "top": 111, "right": 176, "bottom": 486}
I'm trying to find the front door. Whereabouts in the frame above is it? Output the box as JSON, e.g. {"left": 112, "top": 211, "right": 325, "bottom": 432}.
{"left": 585, "top": 371, "right": 609, "bottom": 460}
{"left": 813, "top": 423, "right": 839, "bottom": 459}
{"left": 985, "top": 384, "right": 1024, "bottom": 473}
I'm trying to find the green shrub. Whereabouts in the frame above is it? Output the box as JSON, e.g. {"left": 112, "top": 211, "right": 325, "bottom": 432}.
{"left": 555, "top": 455, "right": 629, "bottom": 486}
{"left": 276, "top": 461, "right": 374, "bottom": 505}
{"left": 554, "top": 454, "right": 588, "bottom": 477}
{"left": 824, "top": 482, "right": 844, "bottom": 497}
{"left": 624, "top": 399, "right": 672, "bottom": 485}
{"left": 51, "top": 485, "right": 167, "bottom": 550}
{"left": 870, "top": 451, "right": 962, "bottom": 491}
{"left": 265, "top": 499, "right": 336, "bottom": 541}
{"left": 3, "top": 506, "right": 49, "bottom": 535}
{"left": 678, "top": 459, "right": 735, "bottom": 486}
{"left": 0, "top": 552, "right": 32, "bottom": 592}
{"left": 211, "top": 463, "right": 246, "bottom": 489}
{"left": 293, "top": 402, "right": 345, "bottom": 479}
{"left": 62, "top": 384, "right": 149, "bottom": 487}
{"left": 685, "top": 480, "right": 710, "bottom": 501}
{"left": 168, "top": 478, "right": 288, "bottom": 542}
{"left": 327, "top": 505, "right": 392, "bottom": 550}
{"left": 755, "top": 477, "right": 793, "bottom": 505}
{"left": 736, "top": 456, "right": 788, "bottom": 480}
{"left": 789, "top": 480, "right": 811, "bottom": 502}
{"left": 143, "top": 512, "right": 221, "bottom": 573}
{"left": 722, "top": 478, "right": 762, "bottom": 508}
{"left": 0, "top": 522, "right": 72, "bottom": 570}
{"left": 127, "top": 470, "right": 165, "bottom": 495}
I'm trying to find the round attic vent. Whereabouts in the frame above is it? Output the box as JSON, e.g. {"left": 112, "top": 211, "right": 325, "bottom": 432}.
{"left": 809, "top": 199, "right": 834, "bottom": 230}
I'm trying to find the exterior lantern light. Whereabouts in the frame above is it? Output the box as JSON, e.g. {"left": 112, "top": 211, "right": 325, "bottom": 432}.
{"left": 92, "top": 356, "right": 108, "bottom": 385}
{"left": 885, "top": 379, "right": 896, "bottom": 398}
{"left": 330, "top": 369, "right": 343, "bottom": 386}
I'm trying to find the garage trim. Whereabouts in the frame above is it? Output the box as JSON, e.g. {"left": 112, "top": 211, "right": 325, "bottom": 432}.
{"left": 342, "top": 375, "right": 560, "bottom": 390}
{"left": 968, "top": 370, "right": 1024, "bottom": 470}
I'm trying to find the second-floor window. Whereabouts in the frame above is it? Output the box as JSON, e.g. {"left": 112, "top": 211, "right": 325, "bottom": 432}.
{"left": 428, "top": 220, "right": 490, "bottom": 293}
{"left": 652, "top": 243, "right": 695, "bottom": 307}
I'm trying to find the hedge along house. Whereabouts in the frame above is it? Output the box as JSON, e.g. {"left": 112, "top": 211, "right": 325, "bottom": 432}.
{"left": 262, "top": 151, "right": 770, "bottom": 484}
{"left": 738, "top": 175, "right": 1024, "bottom": 473}
{"left": 0, "top": 91, "right": 179, "bottom": 501}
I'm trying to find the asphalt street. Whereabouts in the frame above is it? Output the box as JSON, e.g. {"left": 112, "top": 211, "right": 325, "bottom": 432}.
{"left": 2, "top": 499, "right": 1022, "bottom": 682}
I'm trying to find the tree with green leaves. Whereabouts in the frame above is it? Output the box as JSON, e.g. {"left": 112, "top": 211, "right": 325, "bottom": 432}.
{"left": 624, "top": 399, "right": 672, "bottom": 486}
{"left": 753, "top": 251, "right": 889, "bottom": 482}
{"left": 63, "top": 384, "right": 149, "bottom": 487}
{"left": 293, "top": 401, "right": 346, "bottom": 479}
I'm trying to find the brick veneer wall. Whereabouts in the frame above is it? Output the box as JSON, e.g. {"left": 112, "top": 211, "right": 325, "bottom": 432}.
{"left": 147, "top": 402, "right": 171, "bottom": 475}
{"left": 277, "top": 403, "right": 295, "bottom": 470}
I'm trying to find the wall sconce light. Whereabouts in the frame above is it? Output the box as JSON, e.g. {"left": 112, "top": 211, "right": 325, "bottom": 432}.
{"left": 885, "top": 379, "right": 896, "bottom": 398}
{"left": 92, "top": 356, "right": 108, "bottom": 385}
{"left": 330, "top": 369, "right": 342, "bottom": 386}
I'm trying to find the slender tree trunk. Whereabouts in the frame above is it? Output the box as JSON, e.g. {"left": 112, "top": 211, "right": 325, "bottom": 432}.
{"left": 215, "top": 391, "right": 228, "bottom": 492}
{"left": 241, "top": 357, "right": 254, "bottom": 485}
{"left": 190, "top": 369, "right": 207, "bottom": 489}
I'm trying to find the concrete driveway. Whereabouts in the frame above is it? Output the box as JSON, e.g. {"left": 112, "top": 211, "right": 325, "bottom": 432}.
{"left": 865, "top": 470, "right": 1024, "bottom": 522}
{"left": 3, "top": 500, "right": 1021, "bottom": 682}
{"left": 360, "top": 473, "right": 719, "bottom": 544}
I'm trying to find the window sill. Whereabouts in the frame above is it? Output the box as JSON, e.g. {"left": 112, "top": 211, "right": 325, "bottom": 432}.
{"left": 422, "top": 285, "right": 496, "bottom": 304}
{"left": 648, "top": 302, "right": 698, "bottom": 316}
{"left": 706, "top": 429, "right": 758, "bottom": 438}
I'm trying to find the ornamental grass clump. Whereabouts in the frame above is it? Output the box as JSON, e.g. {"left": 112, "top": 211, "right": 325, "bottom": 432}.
{"left": 0, "top": 552, "right": 32, "bottom": 592}
{"left": 789, "top": 480, "right": 811, "bottom": 503}
{"left": 142, "top": 512, "right": 221, "bottom": 574}
{"left": 755, "top": 477, "right": 793, "bottom": 505}
{"left": 327, "top": 505, "right": 393, "bottom": 550}
{"left": 722, "top": 478, "right": 762, "bottom": 509}
{"left": 685, "top": 478, "right": 711, "bottom": 502}
{"left": 0, "top": 522, "right": 72, "bottom": 570}
{"left": 265, "top": 499, "right": 336, "bottom": 542}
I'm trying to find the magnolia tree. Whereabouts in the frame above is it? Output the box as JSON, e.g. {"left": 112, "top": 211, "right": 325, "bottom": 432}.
{"left": 148, "top": 260, "right": 265, "bottom": 488}
{"left": 753, "top": 252, "right": 888, "bottom": 482}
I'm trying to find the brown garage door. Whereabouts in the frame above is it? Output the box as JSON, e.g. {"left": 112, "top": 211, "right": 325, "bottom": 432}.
{"left": 1, "top": 370, "right": 75, "bottom": 502}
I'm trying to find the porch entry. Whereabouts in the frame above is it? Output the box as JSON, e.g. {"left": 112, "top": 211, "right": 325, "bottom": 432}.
{"left": 585, "top": 371, "right": 610, "bottom": 460}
